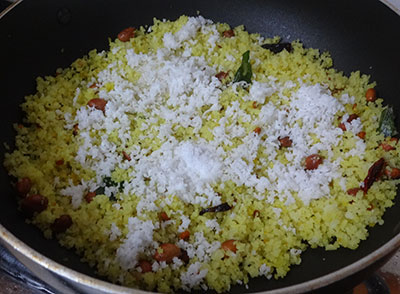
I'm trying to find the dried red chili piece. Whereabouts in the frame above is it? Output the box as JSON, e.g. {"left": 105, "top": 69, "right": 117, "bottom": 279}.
{"left": 357, "top": 131, "right": 366, "bottom": 139}
{"left": 384, "top": 167, "right": 400, "bottom": 179}
{"left": 253, "top": 127, "right": 262, "bottom": 135}
{"left": 159, "top": 211, "right": 170, "bottom": 221}
{"left": 215, "top": 71, "right": 228, "bottom": 81}
{"left": 380, "top": 138, "right": 398, "bottom": 151}
{"left": 362, "top": 158, "right": 385, "bottom": 193}
{"left": 85, "top": 191, "right": 96, "bottom": 203}
{"left": 390, "top": 168, "right": 400, "bottom": 179}
{"left": 179, "top": 230, "right": 190, "bottom": 240}
{"left": 347, "top": 187, "right": 361, "bottom": 196}
{"left": 122, "top": 151, "right": 131, "bottom": 161}
{"left": 347, "top": 114, "right": 359, "bottom": 123}
{"left": 381, "top": 142, "right": 395, "bottom": 151}
{"left": 338, "top": 123, "right": 346, "bottom": 131}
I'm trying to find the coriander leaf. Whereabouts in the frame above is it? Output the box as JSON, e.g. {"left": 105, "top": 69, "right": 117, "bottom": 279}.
{"left": 103, "top": 176, "right": 117, "bottom": 187}
{"left": 118, "top": 181, "right": 125, "bottom": 192}
{"left": 109, "top": 194, "right": 117, "bottom": 202}
{"left": 233, "top": 50, "right": 252, "bottom": 84}
{"left": 378, "top": 106, "right": 398, "bottom": 137}
{"left": 96, "top": 176, "right": 124, "bottom": 200}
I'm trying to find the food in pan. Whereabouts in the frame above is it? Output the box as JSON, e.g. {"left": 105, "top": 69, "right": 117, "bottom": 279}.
{"left": 4, "top": 15, "right": 400, "bottom": 293}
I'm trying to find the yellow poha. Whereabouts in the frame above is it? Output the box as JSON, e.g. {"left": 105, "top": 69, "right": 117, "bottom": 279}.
{"left": 4, "top": 15, "right": 400, "bottom": 293}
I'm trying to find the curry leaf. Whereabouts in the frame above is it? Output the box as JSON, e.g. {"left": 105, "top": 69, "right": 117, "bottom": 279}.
{"left": 378, "top": 106, "right": 398, "bottom": 137}
{"left": 261, "top": 42, "right": 293, "bottom": 54}
{"left": 94, "top": 186, "right": 105, "bottom": 195}
{"left": 199, "top": 202, "right": 232, "bottom": 215}
{"left": 233, "top": 50, "right": 252, "bottom": 84}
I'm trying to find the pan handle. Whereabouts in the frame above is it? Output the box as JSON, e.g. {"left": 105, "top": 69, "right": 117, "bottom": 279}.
{"left": 0, "top": 0, "right": 22, "bottom": 20}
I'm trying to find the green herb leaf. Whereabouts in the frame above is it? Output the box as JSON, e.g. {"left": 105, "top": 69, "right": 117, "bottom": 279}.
{"left": 109, "top": 194, "right": 117, "bottom": 202}
{"left": 96, "top": 176, "right": 125, "bottom": 200}
{"left": 118, "top": 181, "right": 125, "bottom": 192}
{"left": 94, "top": 186, "right": 105, "bottom": 195}
{"left": 378, "top": 106, "right": 398, "bottom": 137}
{"left": 103, "top": 176, "right": 117, "bottom": 187}
{"left": 233, "top": 50, "right": 252, "bottom": 84}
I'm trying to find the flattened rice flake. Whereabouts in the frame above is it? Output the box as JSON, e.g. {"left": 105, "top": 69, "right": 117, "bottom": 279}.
{"left": 4, "top": 15, "right": 400, "bottom": 293}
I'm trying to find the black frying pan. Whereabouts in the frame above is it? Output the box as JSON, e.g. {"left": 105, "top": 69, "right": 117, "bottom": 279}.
{"left": 0, "top": 0, "right": 400, "bottom": 293}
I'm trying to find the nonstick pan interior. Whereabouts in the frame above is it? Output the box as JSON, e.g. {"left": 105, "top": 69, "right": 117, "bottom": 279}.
{"left": 0, "top": 0, "right": 399, "bottom": 293}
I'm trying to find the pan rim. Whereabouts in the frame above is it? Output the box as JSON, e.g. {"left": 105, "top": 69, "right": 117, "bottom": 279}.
{"left": 1, "top": 222, "right": 400, "bottom": 293}
{"left": 0, "top": 0, "right": 399, "bottom": 293}
{"left": 380, "top": 0, "right": 400, "bottom": 15}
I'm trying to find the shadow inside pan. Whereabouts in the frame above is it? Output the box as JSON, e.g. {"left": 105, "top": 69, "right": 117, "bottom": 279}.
{"left": 0, "top": 0, "right": 399, "bottom": 293}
